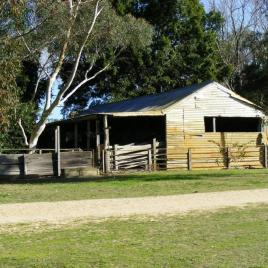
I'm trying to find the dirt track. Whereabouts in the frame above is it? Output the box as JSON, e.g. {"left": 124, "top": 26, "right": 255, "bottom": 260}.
{"left": 1, "top": 188, "right": 268, "bottom": 225}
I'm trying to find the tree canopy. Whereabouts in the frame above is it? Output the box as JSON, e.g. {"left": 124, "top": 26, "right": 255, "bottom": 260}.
{"left": 0, "top": 0, "right": 267, "bottom": 149}
{"left": 62, "top": 0, "right": 228, "bottom": 115}
{"left": 0, "top": 0, "right": 152, "bottom": 148}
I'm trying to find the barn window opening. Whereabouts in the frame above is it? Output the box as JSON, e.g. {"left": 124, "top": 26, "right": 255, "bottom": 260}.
{"left": 204, "top": 117, "right": 261, "bottom": 132}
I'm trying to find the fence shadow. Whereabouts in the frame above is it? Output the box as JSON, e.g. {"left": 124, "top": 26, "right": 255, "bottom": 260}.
{"left": 1, "top": 169, "right": 265, "bottom": 184}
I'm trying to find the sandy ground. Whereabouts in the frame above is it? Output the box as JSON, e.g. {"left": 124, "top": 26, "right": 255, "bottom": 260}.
{"left": 1, "top": 188, "right": 268, "bottom": 225}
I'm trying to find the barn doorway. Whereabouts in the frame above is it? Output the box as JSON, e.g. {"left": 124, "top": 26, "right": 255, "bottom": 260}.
{"left": 109, "top": 116, "right": 166, "bottom": 145}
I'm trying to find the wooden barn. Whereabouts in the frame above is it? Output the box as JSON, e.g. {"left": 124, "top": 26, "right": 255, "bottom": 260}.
{"left": 39, "top": 81, "right": 268, "bottom": 171}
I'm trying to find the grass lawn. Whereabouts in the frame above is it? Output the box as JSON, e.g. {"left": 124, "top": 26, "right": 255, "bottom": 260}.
{"left": 1, "top": 169, "right": 268, "bottom": 204}
{"left": 0, "top": 205, "right": 268, "bottom": 267}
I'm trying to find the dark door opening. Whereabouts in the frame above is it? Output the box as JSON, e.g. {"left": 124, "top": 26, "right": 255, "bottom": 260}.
{"left": 109, "top": 116, "right": 166, "bottom": 145}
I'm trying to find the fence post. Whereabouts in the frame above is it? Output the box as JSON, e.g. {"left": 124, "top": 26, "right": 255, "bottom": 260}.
{"left": 92, "top": 149, "right": 95, "bottom": 168}
{"left": 264, "top": 144, "right": 268, "bottom": 168}
{"left": 226, "top": 147, "right": 230, "bottom": 169}
{"left": 148, "top": 149, "right": 152, "bottom": 171}
{"left": 102, "top": 150, "right": 105, "bottom": 173}
{"left": 114, "top": 144, "right": 118, "bottom": 171}
{"left": 152, "top": 138, "right": 157, "bottom": 171}
{"left": 23, "top": 154, "right": 27, "bottom": 176}
{"left": 187, "top": 148, "right": 192, "bottom": 170}
{"left": 106, "top": 150, "right": 111, "bottom": 173}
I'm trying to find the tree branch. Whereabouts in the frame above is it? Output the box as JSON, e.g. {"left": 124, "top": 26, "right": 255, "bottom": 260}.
{"left": 57, "top": 0, "right": 103, "bottom": 97}
{"left": 60, "top": 62, "right": 110, "bottom": 104}
{"left": 18, "top": 119, "right": 29, "bottom": 146}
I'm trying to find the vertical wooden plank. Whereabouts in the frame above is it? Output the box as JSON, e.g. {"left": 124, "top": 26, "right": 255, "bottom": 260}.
{"left": 114, "top": 144, "right": 118, "bottom": 171}
{"left": 212, "top": 117, "right": 216, "bottom": 132}
{"left": 57, "top": 125, "right": 61, "bottom": 177}
{"left": 86, "top": 120, "right": 91, "bottom": 150}
{"left": 96, "top": 119, "right": 100, "bottom": 162}
{"left": 106, "top": 150, "right": 111, "bottom": 173}
{"left": 74, "top": 123, "right": 78, "bottom": 148}
{"left": 226, "top": 147, "right": 230, "bottom": 169}
{"left": 152, "top": 138, "right": 157, "bottom": 171}
{"left": 92, "top": 149, "right": 95, "bottom": 167}
{"left": 264, "top": 144, "right": 268, "bottom": 168}
{"left": 102, "top": 150, "right": 105, "bottom": 173}
{"left": 187, "top": 148, "right": 192, "bottom": 171}
{"left": 148, "top": 149, "right": 152, "bottom": 171}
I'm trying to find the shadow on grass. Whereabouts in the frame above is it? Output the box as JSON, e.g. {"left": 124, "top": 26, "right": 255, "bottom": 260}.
{"left": 1, "top": 169, "right": 266, "bottom": 185}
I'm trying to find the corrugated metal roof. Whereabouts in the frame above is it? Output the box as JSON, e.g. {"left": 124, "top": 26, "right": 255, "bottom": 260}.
{"left": 80, "top": 81, "right": 212, "bottom": 115}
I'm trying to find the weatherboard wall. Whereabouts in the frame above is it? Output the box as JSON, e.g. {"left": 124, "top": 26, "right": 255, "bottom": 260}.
{"left": 165, "top": 83, "right": 267, "bottom": 169}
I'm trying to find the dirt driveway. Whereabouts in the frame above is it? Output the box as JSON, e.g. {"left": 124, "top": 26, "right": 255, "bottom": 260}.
{"left": 1, "top": 188, "right": 268, "bottom": 225}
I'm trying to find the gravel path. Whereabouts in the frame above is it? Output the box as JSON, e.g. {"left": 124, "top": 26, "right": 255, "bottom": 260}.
{"left": 1, "top": 189, "right": 268, "bottom": 225}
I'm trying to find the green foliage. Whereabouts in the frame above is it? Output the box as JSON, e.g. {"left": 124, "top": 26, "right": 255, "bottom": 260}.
{"left": 63, "top": 0, "right": 225, "bottom": 113}
{"left": 236, "top": 31, "right": 268, "bottom": 110}
{"left": 1, "top": 0, "right": 152, "bottom": 147}
{"left": 0, "top": 2, "right": 38, "bottom": 149}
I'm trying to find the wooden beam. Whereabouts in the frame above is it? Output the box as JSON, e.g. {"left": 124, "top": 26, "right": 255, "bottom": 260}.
{"left": 103, "top": 115, "right": 110, "bottom": 172}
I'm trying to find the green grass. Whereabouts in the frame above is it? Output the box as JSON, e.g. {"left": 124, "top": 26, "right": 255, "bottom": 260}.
{"left": 1, "top": 205, "right": 268, "bottom": 267}
{"left": 1, "top": 169, "right": 268, "bottom": 204}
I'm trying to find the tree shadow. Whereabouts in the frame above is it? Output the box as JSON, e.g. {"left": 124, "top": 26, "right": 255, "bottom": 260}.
{"left": 0, "top": 169, "right": 261, "bottom": 185}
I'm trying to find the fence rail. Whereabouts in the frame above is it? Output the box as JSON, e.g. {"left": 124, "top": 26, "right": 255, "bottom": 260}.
{"left": 103, "top": 143, "right": 268, "bottom": 173}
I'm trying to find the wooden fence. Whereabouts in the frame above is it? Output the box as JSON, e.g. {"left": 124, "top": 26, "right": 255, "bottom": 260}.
{"left": 0, "top": 150, "right": 94, "bottom": 177}
{"left": 102, "top": 140, "right": 164, "bottom": 172}
{"left": 103, "top": 143, "right": 268, "bottom": 172}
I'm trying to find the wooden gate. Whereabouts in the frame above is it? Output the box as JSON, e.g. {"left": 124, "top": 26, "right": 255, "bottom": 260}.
{"left": 102, "top": 141, "right": 165, "bottom": 172}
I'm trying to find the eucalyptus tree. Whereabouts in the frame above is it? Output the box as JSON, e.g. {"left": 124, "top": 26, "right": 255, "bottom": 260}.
{"left": 62, "top": 0, "right": 225, "bottom": 115}
{"left": 7, "top": 0, "right": 152, "bottom": 149}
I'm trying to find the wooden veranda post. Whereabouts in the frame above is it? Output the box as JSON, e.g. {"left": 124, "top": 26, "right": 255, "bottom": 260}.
{"left": 212, "top": 117, "right": 216, "bottom": 132}
{"left": 103, "top": 115, "right": 110, "bottom": 173}
{"left": 96, "top": 119, "right": 101, "bottom": 162}
{"left": 55, "top": 126, "right": 61, "bottom": 176}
